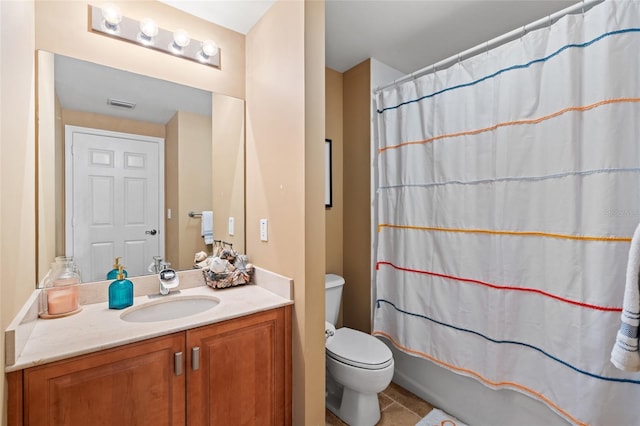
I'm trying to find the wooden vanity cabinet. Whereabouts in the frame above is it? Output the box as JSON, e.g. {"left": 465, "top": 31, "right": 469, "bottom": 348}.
{"left": 187, "top": 306, "right": 292, "bottom": 425}
{"left": 18, "top": 333, "right": 186, "bottom": 425}
{"left": 7, "top": 306, "right": 292, "bottom": 426}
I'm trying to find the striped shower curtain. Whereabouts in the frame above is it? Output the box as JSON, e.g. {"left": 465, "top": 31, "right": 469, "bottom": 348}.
{"left": 372, "top": 1, "right": 640, "bottom": 424}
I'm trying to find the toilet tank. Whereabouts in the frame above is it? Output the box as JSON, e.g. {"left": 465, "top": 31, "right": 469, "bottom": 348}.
{"left": 325, "top": 274, "right": 345, "bottom": 325}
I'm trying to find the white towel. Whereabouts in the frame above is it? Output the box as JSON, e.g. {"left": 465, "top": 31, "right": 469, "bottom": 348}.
{"left": 201, "top": 211, "right": 213, "bottom": 245}
{"left": 611, "top": 222, "right": 640, "bottom": 371}
{"left": 416, "top": 409, "right": 468, "bottom": 426}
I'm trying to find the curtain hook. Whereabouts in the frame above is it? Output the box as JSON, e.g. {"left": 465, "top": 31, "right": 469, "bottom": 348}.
{"left": 485, "top": 41, "right": 490, "bottom": 55}
{"left": 548, "top": 15, "right": 552, "bottom": 30}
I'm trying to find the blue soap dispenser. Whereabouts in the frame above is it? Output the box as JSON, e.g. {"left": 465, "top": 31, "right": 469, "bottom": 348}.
{"left": 109, "top": 265, "right": 133, "bottom": 310}
{"left": 106, "top": 257, "right": 127, "bottom": 280}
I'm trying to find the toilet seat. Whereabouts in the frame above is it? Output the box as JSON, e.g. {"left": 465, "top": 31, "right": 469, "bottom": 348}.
{"left": 326, "top": 327, "right": 393, "bottom": 370}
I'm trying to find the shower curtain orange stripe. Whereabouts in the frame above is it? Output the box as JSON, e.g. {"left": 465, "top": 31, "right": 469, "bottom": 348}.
{"left": 377, "top": 223, "right": 632, "bottom": 242}
{"left": 372, "top": 331, "right": 589, "bottom": 426}
{"left": 379, "top": 97, "right": 640, "bottom": 154}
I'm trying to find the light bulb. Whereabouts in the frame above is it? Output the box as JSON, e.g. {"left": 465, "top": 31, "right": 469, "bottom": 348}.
{"left": 200, "top": 40, "right": 219, "bottom": 59}
{"left": 140, "top": 18, "right": 158, "bottom": 38}
{"left": 101, "top": 3, "right": 122, "bottom": 31}
{"left": 172, "top": 29, "right": 190, "bottom": 49}
{"left": 138, "top": 18, "right": 158, "bottom": 45}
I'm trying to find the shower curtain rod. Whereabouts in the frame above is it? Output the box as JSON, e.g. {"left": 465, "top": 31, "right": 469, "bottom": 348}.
{"left": 374, "top": 0, "right": 604, "bottom": 93}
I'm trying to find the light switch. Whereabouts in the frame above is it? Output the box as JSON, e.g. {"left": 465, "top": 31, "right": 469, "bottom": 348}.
{"left": 228, "top": 217, "right": 235, "bottom": 236}
{"left": 260, "top": 219, "right": 268, "bottom": 241}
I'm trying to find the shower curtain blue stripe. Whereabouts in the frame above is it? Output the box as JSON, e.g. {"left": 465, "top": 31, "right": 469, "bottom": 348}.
{"left": 376, "top": 27, "right": 640, "bottom": 114}
{"left": 376, "top": 299, "right": 640, "bottom": 385}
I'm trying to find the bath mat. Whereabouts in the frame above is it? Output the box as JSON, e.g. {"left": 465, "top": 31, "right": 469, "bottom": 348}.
{"left": 415, "top": 408, "right": 469, "bottom": 426}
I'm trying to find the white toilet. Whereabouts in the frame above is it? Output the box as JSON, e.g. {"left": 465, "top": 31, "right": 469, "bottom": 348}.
{"left": 325, "top": 274, "right": 394, "bottom": 426}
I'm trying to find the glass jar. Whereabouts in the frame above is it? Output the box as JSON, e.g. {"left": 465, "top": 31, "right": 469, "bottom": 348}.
{"left": 54, "top": 256, "right": 82, "bottom": 281}
{"left": 39, "top": 257, "right": 81, "bottom": 318}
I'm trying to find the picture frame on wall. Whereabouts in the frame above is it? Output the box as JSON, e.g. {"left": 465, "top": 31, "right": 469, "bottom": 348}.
{"left": 325, "top": 139, "right": 332, "bottom": 208}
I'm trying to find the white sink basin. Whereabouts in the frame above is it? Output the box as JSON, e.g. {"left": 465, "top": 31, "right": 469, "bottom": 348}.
{"left": 120, "top": 295, "right": 220, "bottom": 323}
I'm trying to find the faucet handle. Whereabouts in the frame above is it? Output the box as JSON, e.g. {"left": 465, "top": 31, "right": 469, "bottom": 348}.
{"left": 159, "top": 268, "right": 179, "bottom": 293}
{"left": 160, "top": 269, "right": 176, "bottom": 280}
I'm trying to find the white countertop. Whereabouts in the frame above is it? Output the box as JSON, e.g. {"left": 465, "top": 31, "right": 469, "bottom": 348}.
{"left": 5, "top": 267, "right": 293, "bottom": 372}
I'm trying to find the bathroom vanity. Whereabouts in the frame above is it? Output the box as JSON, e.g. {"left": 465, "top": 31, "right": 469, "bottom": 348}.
{"left": 5, "top": 268, "right": 293, "bottom": 425}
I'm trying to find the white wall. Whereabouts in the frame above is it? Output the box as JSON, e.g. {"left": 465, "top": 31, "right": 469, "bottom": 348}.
{"left": 371, "top": 58, "right": 405, "bottom": 92}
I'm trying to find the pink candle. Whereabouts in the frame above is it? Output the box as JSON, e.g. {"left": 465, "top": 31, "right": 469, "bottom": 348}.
{"left": 46, "top": 285, "right": 79, "bottom": 315}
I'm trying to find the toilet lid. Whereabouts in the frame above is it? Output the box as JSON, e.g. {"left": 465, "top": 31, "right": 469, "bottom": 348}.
{"left": 326, "top": 328, "right": 393, "bottom": 370}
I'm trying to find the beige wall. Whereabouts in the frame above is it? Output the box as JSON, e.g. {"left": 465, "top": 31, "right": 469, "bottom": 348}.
{"left": 165, "top": 111, "right": 213, "bottom": 270}
{"left": 245, "top": 0, "right": 325, "bottom": 423}
{"left": 212, "top": 94, "right": 245, "bottom": 253}
{"left": 343, "top": 59, "right": 372, "bottom": 333}
{"left": 0, "top": 1, "right": 37, "bottom": 424}
{"left": 325, "top": 68, "right": 344, "bottom": 277}
{"left": 3, "top": 0, "right": 325, "bottom": 424}
{"left": 62, "top": 110, "right": 166, "bottom": 138}
{"left": 35, "top": 0, "right": 245, "bottom": 99}
{"left": 303, "top": 1, "right": 326, "bottom": 421}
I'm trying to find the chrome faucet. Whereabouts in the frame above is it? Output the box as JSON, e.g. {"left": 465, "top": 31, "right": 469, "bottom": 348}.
{"left": 158, "top": 268, "right": 179, "bottom": 295}
{"left": 148, "top": 256, "right": 170, "bottom": 274}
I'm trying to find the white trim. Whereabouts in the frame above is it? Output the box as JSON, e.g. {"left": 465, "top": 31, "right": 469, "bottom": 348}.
{"left": 64, "top": 125, "right": 165, "bottom": 259}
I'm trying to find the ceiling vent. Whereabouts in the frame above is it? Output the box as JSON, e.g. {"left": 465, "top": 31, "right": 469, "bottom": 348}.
{"left": 107, "top": 98, "right": 136, "bottom": 109}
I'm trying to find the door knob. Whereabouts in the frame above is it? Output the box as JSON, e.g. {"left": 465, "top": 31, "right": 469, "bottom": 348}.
{"left": 145, "top": 229, "right": 158, "bottom": 235}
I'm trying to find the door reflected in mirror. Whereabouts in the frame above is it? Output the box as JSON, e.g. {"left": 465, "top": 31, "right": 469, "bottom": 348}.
{"left": 65, "top": 126, "right": 165, "bottom": 280}
{"left": 37, "top": 51, "right": 245, "bottom": 284}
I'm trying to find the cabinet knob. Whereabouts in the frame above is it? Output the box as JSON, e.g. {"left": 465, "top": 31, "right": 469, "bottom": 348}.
{"left": 192, "top": 347, "right": 200, "bottom": 371}
{"left": 174, "top": 352, "right": 183, "bottom": 376}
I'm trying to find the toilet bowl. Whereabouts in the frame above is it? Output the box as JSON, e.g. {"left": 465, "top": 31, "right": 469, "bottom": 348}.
{"left": 325, "top": 326, "right": 394, "bottom": 425}
{"left": 325, "top": 274, "right": 394, "bottom": 426}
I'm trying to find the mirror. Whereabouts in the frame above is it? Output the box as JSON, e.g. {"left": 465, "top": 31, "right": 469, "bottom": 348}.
{"left": 37, "top": 51, "right": 245, "bottom": 284}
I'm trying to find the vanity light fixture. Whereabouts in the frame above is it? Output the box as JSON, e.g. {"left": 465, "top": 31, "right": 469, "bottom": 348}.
{"left": 89, "top": 4, "right": 220, "bottom": 69}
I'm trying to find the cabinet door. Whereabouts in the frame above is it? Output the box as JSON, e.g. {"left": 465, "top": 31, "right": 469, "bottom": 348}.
{"left": 23, "top": 333, "right": 186, "bottom": 426}
{"left": 187, "top": 306, "right": 291, "bottom": 426}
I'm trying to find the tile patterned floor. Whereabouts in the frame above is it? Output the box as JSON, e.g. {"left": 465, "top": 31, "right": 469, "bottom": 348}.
{"left": 326, "top": 382, "right": 434, "bottom": 426}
